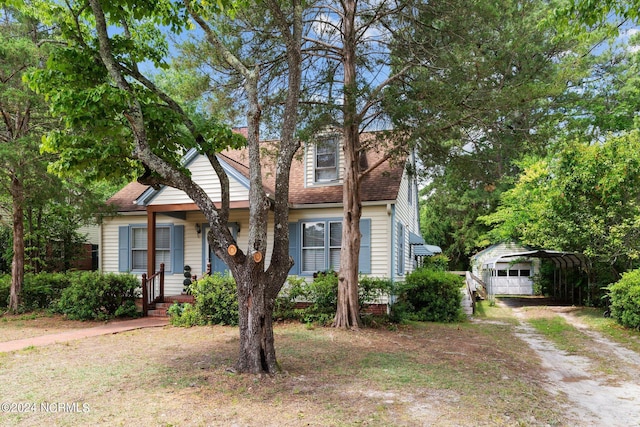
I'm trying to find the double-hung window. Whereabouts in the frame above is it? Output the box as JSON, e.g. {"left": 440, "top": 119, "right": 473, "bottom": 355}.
{"left": 315, "top": 138, "right": 338, "bottom": 182}
{"left": 129, "top": 225, "right": 171, "bottom": 272}
{"left": 301, "top": 221, "right": 342, "bottom": 273}
{"left": 155, "top": 226, "right": 172, "bottom": 271}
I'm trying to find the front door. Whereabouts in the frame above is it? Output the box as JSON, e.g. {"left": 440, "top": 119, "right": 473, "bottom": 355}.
{"left": 203, "top": 223, "right": 238, "bottom": 274}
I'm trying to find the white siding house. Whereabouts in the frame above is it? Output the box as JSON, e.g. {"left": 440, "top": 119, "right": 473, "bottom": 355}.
{"left": 101, "top": 131, "right": 435, "bottom": 305}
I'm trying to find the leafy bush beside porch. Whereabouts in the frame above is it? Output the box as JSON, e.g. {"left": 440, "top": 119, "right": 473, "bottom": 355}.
{"left": 169, "top": 273, "right": 238, "bottom": 327}
{"left": 55, "top": 272, "right": 140, "bottom": 320}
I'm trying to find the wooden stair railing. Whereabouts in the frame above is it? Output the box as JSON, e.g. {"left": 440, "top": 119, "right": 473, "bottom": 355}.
{"left": 468, "top": 272, "right": 488, "bottom": 300}
{"left": 141, "top": 263, "right": 165, "bottom": 317}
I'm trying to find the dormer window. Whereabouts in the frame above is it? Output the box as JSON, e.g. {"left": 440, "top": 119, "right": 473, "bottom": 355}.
{"left": 315, "top": 138, "right": 338, "bottom": 182}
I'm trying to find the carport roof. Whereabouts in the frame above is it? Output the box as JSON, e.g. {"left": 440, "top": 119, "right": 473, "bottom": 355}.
{"left": 484, "top": 250, "right": 588, "bottom": 270}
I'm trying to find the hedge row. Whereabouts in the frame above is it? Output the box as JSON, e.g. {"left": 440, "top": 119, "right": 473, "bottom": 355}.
{"left": 1, "top": 271, "right": 139, "bottom": 320}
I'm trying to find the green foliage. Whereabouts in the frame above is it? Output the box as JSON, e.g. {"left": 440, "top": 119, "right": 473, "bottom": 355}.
{"left": 168, "top": 302, "right": 205, "bottom": 327}
{"left": 273, "top": 276, "right": 306, "bottom": 321}
{"left": 608, "top": 269, "right": 640, "bottom": 330}
{"left": 191, "top": 273, "right": 238, "bottom": 326}
{"left": 19, "top": 272, "right": 71, "bottom": 311}
{"left": 274, "top": 274, "right": 393, "bottom": 326}
{"left": 0, "top": 226, "right": 10, "bottom": 274}
{"left": 359, "top": 275, "right": 394, "bottom": 309}
{"left": 0, "top": 272, "right": 71, "bottom": 311}
{"left": 21, "top": 0, "right": 246, "bottom": 184}
{"left": 290, "top": 272, "right": 338, "bottom": 325}
{"left": 419, "top": 254, "right": 450, "bottom": 272}
{"left": 0, "top": 275, "right": 9, "bottom": 308}
{"left": 391, "top": 268, "right": 464, "bottom": 323}
{"left": 55, "top": 272, "right": 140, "bottom": 320}
{"left": 387, "top": 0, "right": 590, "bottom": 269}
{"left": 2, "top": 271, "right": 140, "bottom": 317}
{"left": 483, "top": 130, "right": 640, "bottom": 274}
{"left": 169, "top": 273, "right": 238, "bottom": 327}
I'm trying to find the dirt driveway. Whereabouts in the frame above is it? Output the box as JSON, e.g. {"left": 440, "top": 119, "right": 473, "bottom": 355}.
{"left": 499, "top": 298, "right": 640, "bottom": 426}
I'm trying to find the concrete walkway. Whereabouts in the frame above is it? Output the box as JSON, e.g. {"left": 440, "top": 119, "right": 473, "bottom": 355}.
{"left": 0, "top": 317, "right": 169, "bottom": 353}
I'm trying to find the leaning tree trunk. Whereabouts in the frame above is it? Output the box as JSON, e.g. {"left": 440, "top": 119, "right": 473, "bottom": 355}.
{"left": 9, "top": 175, "right": 25, "bottom": 313}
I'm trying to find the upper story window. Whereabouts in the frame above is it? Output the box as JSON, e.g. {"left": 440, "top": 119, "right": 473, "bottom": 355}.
{"left": 315, "top": 138, "right": 338, "bottom": 182}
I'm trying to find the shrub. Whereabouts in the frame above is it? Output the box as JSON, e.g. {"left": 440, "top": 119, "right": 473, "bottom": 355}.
{"left": 391, "top": 268, "right": 464, "bottom": 323}
{"left": 191, "top": 273, "right": 239, "bottom": 326}
{"left": 56, "top": 272, "right": 140, "bottom": 320}
{"left": 420, "top": 254, "right": 450, "bottom": 272}
{"left": 169, "top": 273, "right": 239, "bottom": 327}
{"left": 168, "top": 302, "right": 205, "bottom": 327}
{"left": 274, "top": 273, "right": 393, "bottom": 325}
{"left": 0, "top": 272, "right": 72, "bottom": 311}
{"left": 274, "top": 276, "right": 306, "bottom": 321}
{"left": 608, "top": 269, "right": 640, "bottom": 330}
{"left": 359, "top": 276, "right": 393, "bottom": 308}
{"left": 0, "top": 275, "right": 9, "bottom": 308}
{"left": 21, "top": 272, "right": 72, "bottom": 310}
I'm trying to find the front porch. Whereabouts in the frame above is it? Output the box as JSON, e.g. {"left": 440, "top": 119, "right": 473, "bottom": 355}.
{"left": 139, "top": 262, "right": 199, "bottom": 317}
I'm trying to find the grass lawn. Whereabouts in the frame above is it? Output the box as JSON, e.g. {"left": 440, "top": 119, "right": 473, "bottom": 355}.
{"left": 0, "top": 304, "right": 602, "bottom": 426}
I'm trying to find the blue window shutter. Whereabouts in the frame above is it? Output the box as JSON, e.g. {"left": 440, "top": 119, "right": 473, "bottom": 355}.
{"left": 172, "top": 225, "right": 184, "bottom": 274}
{"left": 359, "top": 218, "right": 371, "bottom": 274}
{"left": 397, "top": 223, "right": 405, "bottom": 275}
{"left": 118, "top": 226, "right": 130, "bottom": 272}
{"left": 288, "top": 222, "right": 300, "bottom": 274}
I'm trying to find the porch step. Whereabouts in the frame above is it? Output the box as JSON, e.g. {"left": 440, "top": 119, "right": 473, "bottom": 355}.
{"left": 146, "top": 295, "right": 195, "bottom": 318}
{"left": 147, "top": 308, "right": 170, "bottom": 318}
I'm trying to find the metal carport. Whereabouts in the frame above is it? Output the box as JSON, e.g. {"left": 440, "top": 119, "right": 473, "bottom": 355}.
{"left": 490, "top": 250, "right": 590, "bottom": 304}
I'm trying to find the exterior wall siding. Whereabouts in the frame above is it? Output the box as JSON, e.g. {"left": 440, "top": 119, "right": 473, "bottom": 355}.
{"left": 148, "top": 155, "right": 250, "bottom": 205}
{"left": 392, "top": 160, "right": 420, "bottom": 281}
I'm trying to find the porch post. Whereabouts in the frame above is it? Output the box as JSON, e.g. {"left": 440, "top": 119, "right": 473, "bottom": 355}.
{"left": 147, "top": 209, "right": 156, "bottom": 278}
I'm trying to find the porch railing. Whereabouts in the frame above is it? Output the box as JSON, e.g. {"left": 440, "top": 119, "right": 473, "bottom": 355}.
{"left": 141, "top": 263, "right": 164, "bottom": 316}
{"left": 464, "top": 271, "right": 489, "bottom": 315}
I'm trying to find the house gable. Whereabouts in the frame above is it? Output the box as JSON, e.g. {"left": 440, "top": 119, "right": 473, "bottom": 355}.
{"left": 140, "top": 153, "right": 251, "bottom": 206}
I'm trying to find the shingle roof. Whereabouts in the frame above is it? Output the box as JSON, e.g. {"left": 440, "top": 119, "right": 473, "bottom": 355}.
{"left": 220, "top": 144, "right": 403, "bottom": 205}
{"left": 107, "top": 181, "right": 148, "bottom": 211}
{"left": 108, "top": 138, "right": 404, "bottom": 209}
